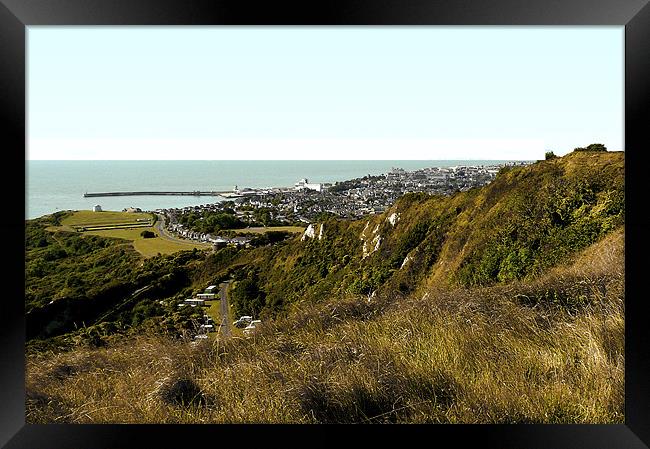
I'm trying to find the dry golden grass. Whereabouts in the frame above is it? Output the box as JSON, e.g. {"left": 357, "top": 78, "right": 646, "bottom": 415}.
{"left": 26, "top": 228, "right": 624, "bottom": 424}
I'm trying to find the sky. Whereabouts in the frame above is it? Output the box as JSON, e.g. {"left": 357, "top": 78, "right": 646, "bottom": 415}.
{"left": 27, "top": 27, "right": 624, "bottom": 160}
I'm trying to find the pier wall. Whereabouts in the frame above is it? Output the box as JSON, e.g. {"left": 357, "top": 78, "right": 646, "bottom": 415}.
{"left": 83, "top": 191, "right": 231, "bottom": 198}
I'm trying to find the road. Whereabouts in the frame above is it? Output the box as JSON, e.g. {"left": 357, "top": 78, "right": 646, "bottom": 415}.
{"left": 156, "top": 213, "right": 232, "bottom": 337}
{"left": 219, "top": 281, "right": 232, "bottom": 338}
{"left": 154, "top": 213, "right": 208, "bottom": 246}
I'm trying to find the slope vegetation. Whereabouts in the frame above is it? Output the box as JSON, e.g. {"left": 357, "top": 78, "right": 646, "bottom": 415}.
{"left": 25, "top": 151, "right": 625, "bottom": 423}
{"left": 203, "top": 151, "right": 623, "bottom": 318}
{"left": 26, "top": 227, "right": 624, "bottom": 423}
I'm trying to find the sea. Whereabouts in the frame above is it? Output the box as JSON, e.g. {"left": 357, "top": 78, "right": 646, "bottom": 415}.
{"left": 26, "top": 160, "right": 517, "bottom": 220}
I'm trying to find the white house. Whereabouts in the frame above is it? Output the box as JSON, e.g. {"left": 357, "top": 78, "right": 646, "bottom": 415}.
{"left": 196, "top": 293, "right": 216, "bottom": 300}
{"left": 294, "top": 178, "right": 323, "bottom": 192}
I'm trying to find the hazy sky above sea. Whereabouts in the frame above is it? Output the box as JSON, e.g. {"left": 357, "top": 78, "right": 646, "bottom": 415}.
{"left": 27, "top": 27, "right": 623, "bottom": 160}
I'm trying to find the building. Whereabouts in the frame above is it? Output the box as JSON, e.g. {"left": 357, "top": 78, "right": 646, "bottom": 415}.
{"left": 183, "top": 298, "right": 205, "bottom": 307}
{"left": 230, "top": 236, "right": 252, "bottom": 247}
{"left": 212, "top": 237, "right": 230, "bottom": 248}
{"left": 294, "top": 178, "right": 324, "bottom": 192}
{"left": 93, "top": 205, "right": 102, "bottom": 212}
{"left": 196, "top": 293, "right": 216, "bottom": 300}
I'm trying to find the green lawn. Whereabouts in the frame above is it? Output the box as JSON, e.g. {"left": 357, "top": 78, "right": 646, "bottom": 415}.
{"left": 83, "top": 227, "right": 152, "bottom": 240}
{"left": 80, "top": 223, "right": 152, "bottom": 231}
{"left": 50, "top": 210, "right": 212, "bottom": 258}
{"left": 84, "top": 227, "right": 212, "bottom": 258}
{"left": 134, "top": 234, "right": 212, "bottom": 258}
{"left": 206, "top": 301, "right": 221, "bottom": 324}
{"left": 61, "top": 210, "right": 153, "bottom": 226}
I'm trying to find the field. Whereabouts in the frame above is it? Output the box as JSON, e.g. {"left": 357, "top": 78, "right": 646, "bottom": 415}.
{"left": 49, "top": 210, "right": 212, "bottom": 258}
{"left": 85, "top": 228, "right": 212, "bottom": 258}
{"left": 61, "top": 210, "right": 153, "bottom": 227}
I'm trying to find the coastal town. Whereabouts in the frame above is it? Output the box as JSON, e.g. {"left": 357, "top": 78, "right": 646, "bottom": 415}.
{"left": 156, "top": 162, "right": 532, "bottom": 247}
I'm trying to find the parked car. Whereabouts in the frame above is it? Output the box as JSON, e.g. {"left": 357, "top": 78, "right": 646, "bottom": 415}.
{"left": 233, "top": 316, "right": 253, "bottom": 328}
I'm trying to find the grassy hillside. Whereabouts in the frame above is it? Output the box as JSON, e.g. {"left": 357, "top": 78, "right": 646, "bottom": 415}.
{"left": 25, "top": 151, "right": 625, "bottom": 423}
{"left": 49, "top": 154, "right": 616, "bottom": 327}
{"left": 26, "top": 226, "right": 624, "bottom": 423}
{"left": 196, "top": 151, "right": 623, "bottom": 318}
{"left": 25, "top": 212, "right": 212, "bottom": 348}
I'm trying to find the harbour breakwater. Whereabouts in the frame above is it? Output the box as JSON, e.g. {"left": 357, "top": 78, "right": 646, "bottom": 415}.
{"left": 83, "top": 191, "right": 234, "bottom": 198}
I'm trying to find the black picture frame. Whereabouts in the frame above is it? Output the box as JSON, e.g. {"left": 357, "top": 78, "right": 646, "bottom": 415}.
{"left": 2, "top": 0, "right": 649, "bottom": 447}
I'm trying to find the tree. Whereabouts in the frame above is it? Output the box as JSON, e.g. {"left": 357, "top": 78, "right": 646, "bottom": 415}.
{"left": 574, "top": 143, "right": 607, "bottom": 152}
{"left": 253, "top": 208, "right": 273, "bottom": 226}
{"left": 250, "top": 230, "right": 290, "bottom": 247}
{"left": 230, "top": 274, "right": 266, "bottom": 317}
{"left": 140, "top": 230, "right": 156, "bottom": 239}
{"left": 586, "top": 143, "right": 607, "bottom": 152}
{"left": 545, "top": 151, "right": 557, "bottom": 160}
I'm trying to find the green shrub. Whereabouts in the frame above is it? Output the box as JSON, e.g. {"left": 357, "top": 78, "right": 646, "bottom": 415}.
{"left": 574, "top": 143, "right": 607, "bottom": 152}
